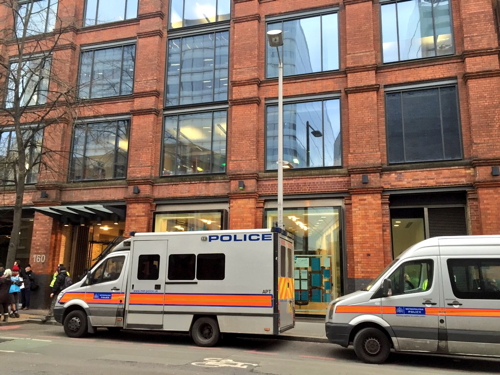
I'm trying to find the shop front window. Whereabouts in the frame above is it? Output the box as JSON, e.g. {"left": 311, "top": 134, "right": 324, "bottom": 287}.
{"left": 154, "top": 211, "right": 225, "bottom": 232}
{"left": 265, "top": 206, "right": 342, "bottom": 315}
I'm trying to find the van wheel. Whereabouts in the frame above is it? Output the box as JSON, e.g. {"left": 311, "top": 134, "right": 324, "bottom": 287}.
{"left": 191, "top": 317, "right": 220, "bottom": 347}
{"left": 353, "top": 327, "right": 391, "bottom": 364}
{"left": 63, "top": 310, "right": 88, "bottom": 338}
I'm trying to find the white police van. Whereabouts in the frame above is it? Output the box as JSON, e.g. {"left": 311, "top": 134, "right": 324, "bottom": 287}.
{"left": 54, "top": 229, "right": 295, "bottom": 346}
{"left": 326, "top": 235, "right": 500, "bottom": 363}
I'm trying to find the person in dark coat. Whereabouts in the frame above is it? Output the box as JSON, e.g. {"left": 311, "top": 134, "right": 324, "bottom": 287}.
{"left": 49, "top": 266, "right": 70, "bottom": 317}
{"left": 20, "top": 264, "right": 35, "bottom": 310}
{"left": 0, "top": 269, "right": 13, "bottom": 322}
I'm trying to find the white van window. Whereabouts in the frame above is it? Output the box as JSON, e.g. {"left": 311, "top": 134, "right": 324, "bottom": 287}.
{"left": 388, "top": 260, "right": 433, "bottom": 295}
{"left": 168, "top": 254, "right": 195, "bottom": 280}
{"left": 137, "top": 255, "right": 160, "bottom": 280}
{"left": 91, "top": 256, "right": 125, "bottom": 284}
{"left": 197, "top": 254, "right": 225, "bottom": 280}
{"left": 448, "top": 259, "right": 500, "bottom": 299}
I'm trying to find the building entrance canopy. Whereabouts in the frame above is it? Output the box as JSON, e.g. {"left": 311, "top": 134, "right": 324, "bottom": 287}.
{"left": 35, "top": 204, "right": 125, "bottom": 226}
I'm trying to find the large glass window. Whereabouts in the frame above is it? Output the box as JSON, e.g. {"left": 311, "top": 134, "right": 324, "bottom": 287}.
{"left": 381, "top": 0, "right": 454, "bottom": 63}
{"left": 78, "top": 44, "right": 135, "bottom": 99}
{"left": 6, "top": 58, "right": 51, "bottom": 108}
{"left": 69, "top": 120, "right": 129, "bottom": 181}
{"left": 265, "top": 206, "right": 342, "bottom": 314}
{"left": 169, "top": 0, "right": 230, "bottom": 28}
{"left": 16, "top": 0, "right": 58, "bottom": 37}
{"left": 388, "top": 260, "right": 434, "bottom": 295}
{"left": 266, "top": 99, "right": 341, "bottom": 170}
{"left": 166, "top": 32, "right": 229, "bottom": 106}
{"left": 386, "top": 85, "right": 462, "bottom": 164}
{"left": 0, "top": 128, "right": 42, "bottom": 185}
{"left": 90, "top": 256, "right": 125, "bottom": 284}
{"left": 267, "top": 12, "right": 339, "bottom": 78}
{"left": 163, "top": 111, "right": 226, "bottom": 175}
{"left": 84, "top": 0, "right": 138, "bottom": 26}
{"left": 154, "top": 211, "right": 224, "bottom": 232}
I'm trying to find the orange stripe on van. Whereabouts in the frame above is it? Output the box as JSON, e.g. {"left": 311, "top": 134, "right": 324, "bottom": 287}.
{"left": 335, "top": 305, "right": 500, "bottom": 318}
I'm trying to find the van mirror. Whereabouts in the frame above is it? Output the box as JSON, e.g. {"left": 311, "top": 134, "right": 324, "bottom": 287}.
{"left": 86, "top": 271, "right": 93, "bottom": 285}
{"left": 382, "top": 279, "right": 393, "bottom": 297}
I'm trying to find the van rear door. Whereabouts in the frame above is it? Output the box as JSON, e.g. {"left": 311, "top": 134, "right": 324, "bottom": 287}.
{"left": 381, "top": 257, "right": 440, "bottom": 352}
{"left": 441, "top": 253, "right": 500, "bottom": 357}
{"left": 125, "top": 240, "right": 166, "bottom": 329}
{"left": 277, "top": 234, "right": 295, "bottom": 332}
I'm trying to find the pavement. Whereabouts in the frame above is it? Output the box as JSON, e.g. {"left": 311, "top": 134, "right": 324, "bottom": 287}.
{"left": 0, "top": 309, "right": 328, "bottom": 343}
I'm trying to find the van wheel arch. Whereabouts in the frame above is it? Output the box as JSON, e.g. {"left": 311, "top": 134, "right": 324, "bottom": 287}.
{"left": 63, "top": 308, "right": 89, "bottom": 338}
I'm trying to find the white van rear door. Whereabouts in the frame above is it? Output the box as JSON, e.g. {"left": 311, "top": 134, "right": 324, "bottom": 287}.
{"left": 381, "top": 257, "right": 440, "bottom": 352}
{"left": 442, "top": 254, "right": 500, "bottom": 357}
{"left": 125, "top": 240, "right": 167, "bottom": 329}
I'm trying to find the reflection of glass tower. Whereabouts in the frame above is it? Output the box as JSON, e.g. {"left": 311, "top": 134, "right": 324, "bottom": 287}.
{"left": 402, "top": 0, "right": 453, "bottom": 59}
{"left": 283, "top": 20, "right": 313, "bottom": 75}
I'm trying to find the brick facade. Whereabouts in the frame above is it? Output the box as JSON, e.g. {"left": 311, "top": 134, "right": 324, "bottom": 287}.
{"left": 1, "top": 0, "right": 499, "bottom": 308}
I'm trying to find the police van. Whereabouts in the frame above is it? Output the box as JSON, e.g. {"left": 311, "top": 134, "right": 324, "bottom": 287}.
{"left": 325, "top": 235, "right": 500, "bottom": 363}
{"left": 54, "top": 228, "right": 295, "bottom": 346}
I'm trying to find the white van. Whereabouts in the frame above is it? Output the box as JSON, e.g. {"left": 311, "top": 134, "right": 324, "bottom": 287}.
{"left": 54, "top": 229, "right": 295, "bottom": 346}
{"left": 325, "top": 235, "right": 500, "bottom": 363}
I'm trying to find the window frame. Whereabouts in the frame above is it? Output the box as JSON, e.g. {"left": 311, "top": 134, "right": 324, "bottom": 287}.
{"left": 89, "top": 255, "right": 125, "bottom": 285}
{"left": 265, "top": 8, "right": 340, "bottom": 78}
{"left": 16, "top": 0, "right": 58, "bottom": 37}
{"left": 387, "top": 259, "right": 434, "bottom": 296}
{"left": 5, "top": 57, "right": 52, "bottom": 108}
{"left": 161, "top": 109, "right": 228, "bottom": 176}
{"left": 379, "top": 0, "right": 455, "bottom": 63}
{"left": 168, "top": 0, "right": 231, "bottom": 29}
{"left": 384, "top": 81, "right": 463, "bottom": 165}
{"left": 0, "top": 127, "right": 43, "bottom": 185}
{"left": 77, "top": 42, "right": 136, "bottom": 100}
{"left": 264, "top": 95, "right": 342, "bottom": 170}
{"left": 69, "top": 118, "right": 130, "bottom": 182}
{"left": 83, "top": 0, "right": 139, "bottom": 27}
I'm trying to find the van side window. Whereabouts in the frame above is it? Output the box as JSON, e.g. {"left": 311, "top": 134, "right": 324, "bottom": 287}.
{"left": 168, "top": 254, "right": 195, "bottom": 280}
{"left": 197, "top": 254, "right": 225, "bottom": 280}
{"left": 91, "top": 256, "right": 125, "bottom": 284}
{"left": 137, "top": 255, "right": 160, "bottom": 280}
{"left": 448, "top": 259, "right": 500, "bottom": 299}
{"left": 388, "top": 260, "right": 434, "bottom": 296}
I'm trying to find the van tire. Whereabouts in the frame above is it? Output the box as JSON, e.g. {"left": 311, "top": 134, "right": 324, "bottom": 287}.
{"left": 191, "top": 317, "right": 220, "bottom": 347}
{"left": 63, "top": 310, "right": 88, "bottom": 338}
{"left": 353, "top": 327, "right": 391, "bottom": 364}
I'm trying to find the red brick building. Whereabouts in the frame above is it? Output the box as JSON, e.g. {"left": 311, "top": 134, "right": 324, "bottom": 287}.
{"left": 0, "top": 0, "right": 499, "bottom": 314}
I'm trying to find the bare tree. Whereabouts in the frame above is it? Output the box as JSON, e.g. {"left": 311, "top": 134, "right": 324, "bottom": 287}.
{"left": 0, "top": 0, "right": 79, "bottom": 267}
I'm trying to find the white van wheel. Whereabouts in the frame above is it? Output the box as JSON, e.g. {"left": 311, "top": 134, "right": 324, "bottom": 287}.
{"left": 63, "top": 310, "right": 88, "bottom": 338}
{"left": 191, "top": 317, "right": 220, "bottom": 347}
{"left": 353, "top": 327, "right": 391, "bottom": 364}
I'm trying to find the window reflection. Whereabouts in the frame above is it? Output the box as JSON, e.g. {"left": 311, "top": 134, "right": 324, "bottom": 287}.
{"left": 265, "top": 206, "right": 342, "bottom": 314}
{"left": 266, "top": 99, "right": 341, "bottom": 170}
{"left": 16, "top": 0, "right": 58, "bottom": 37}
{"left": 163, "top": 111, "right": 227, "bottom": 176}
{"left": 0, "top": 129, "right": 42, "bottom": 185}
{"left": 169, "top": 0, "right": 230, "bottom": 28}
{"left": 6, "top": 58, "right": 51, "bottom": 108}
{"left": 267, "top": 13, "right": 339, "bottom": 78}
{"left": 78, "top": 45, "right": 135, "bottom": 99}
{"left": 70, "top": 120, "right": 129, "bottom": 181}
{"left": 84, "top": 0, "right": 138, "bottom": 26}
{"left": 381, "top": 0, "right": 454, "bottom": 63}
{"left": 167, "top": 32, "right": 228, "bottom": 106}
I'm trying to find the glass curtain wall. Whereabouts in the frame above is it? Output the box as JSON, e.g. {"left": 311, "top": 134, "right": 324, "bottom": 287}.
{"left": 265, "top": 206, "right": 342, "bottom": 315}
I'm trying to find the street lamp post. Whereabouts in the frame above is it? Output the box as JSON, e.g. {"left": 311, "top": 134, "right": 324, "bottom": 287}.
{"left": 305, "top": 121, "right": 323, "bottom": 167}
{"left": 267, "top": 30, "right": 284, "bottom": 229}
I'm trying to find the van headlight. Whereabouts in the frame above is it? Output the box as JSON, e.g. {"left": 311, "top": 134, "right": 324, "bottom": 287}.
{"left": 327, "top": 301, "right": 338, "bottom": 320}
{"left": 57, "top": 292, "right": 65, "bottom": 303}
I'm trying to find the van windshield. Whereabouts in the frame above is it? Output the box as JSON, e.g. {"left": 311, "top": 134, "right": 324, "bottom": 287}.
{"left": 363, "top": 258, "right": 399, "bottom": 291}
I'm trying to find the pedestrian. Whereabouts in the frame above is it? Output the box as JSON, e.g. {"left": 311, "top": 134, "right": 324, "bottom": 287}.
{"left": 49, "top": 265, "right": 71, "bottom": 318}
{"left": 9, "top": 265, "right": 22, "bottom": 318}
{"left": 0, "top": 269, "right": 13, "bottom": 322}
{"left": 20, "top": 264, "right": 35, "bottom": 310}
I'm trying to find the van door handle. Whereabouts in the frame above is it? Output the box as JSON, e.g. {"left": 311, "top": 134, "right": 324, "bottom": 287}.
{"left": 422, "top": 300, "right": 437, "bottom": 305}
{"left": 447, "top": 301, "right": 463, "bottom": 307}
{"left": 111, "top": 287, "right": 120, "bottom": 291}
